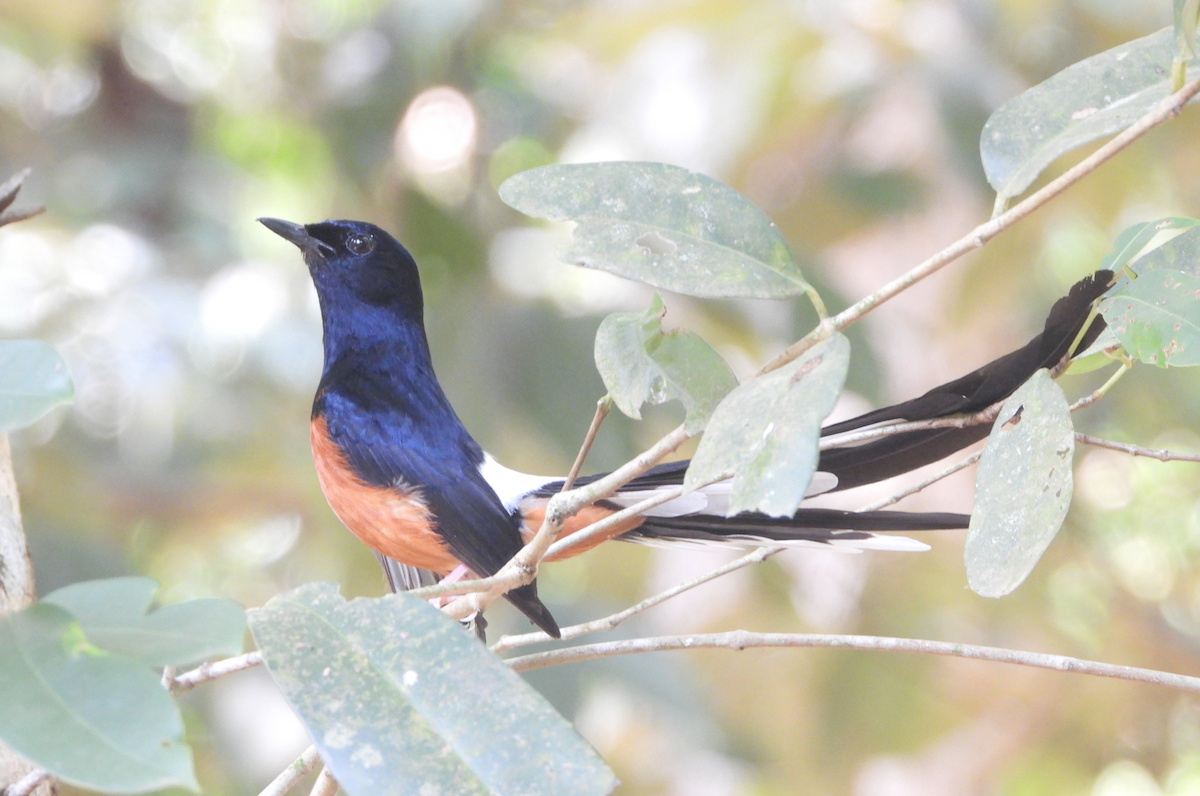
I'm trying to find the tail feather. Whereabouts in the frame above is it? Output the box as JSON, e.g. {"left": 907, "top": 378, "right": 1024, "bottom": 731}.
{"left": 626, "top": 508, "right": 968, "bottom": 553}
{"left": 818, "top": 270, "right": 1112, "bottom": 490}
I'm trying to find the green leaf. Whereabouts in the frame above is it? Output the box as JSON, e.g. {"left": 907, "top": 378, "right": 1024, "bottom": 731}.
{"left": 43, "top": 577, "right": 246, "bottom": 667}
{"left": 1125, "top": 223, "right": 1200, "bottom": 276}
{"left": 594, "top": 294, "right": 738, "bottom": 434}
{"left": 1063, "top": 327, "right": 1125, "bottom": 374}
{"left": 965, "top": 370, "right": 1074, "bottom": 598}
{"left": 498, "top": 161, "right": 809, "bottom": 299}
{"left": 981, "top": 27, "right": 1199, "bottom": 202}
{"left": 248, "top": 583, "right": 616, "bottom": 796}
{"left": 1098, "top": 269, "right": 1200, "bottom": 367}
{"left": 1100, "top": 217, "right": 1200, "bottom": 274}
{"left": 1177, "top": 0, "right": 1200, "bottom": 61}
{"left": 0, "top": 603, "right": 198, "bottom": 794}
{"left": 684, "top": 333, "right": 850, "bottom": 517}
{"left": 0, "top": 340, "right": 73, "bottom": 433}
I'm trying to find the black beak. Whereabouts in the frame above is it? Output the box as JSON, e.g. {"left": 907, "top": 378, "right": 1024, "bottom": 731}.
{"left": 258, "top": 217, "right": 336, "bottom": 257}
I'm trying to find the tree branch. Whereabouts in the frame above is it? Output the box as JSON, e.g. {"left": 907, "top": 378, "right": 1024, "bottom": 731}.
{"left": 760, "top": 72, "right": 1200, "bottom": 375}
{"left": 505, "top": 631, "right": 1200, "bottom": 694}
{"left": 491, "top": 546, "right": 782, "bottom": 653}
{"left": 2, "top": 770, "right": 49, "bottom": 796}
{"left": 856, "top": 450, "right": 984, "bottom": 512}
{"left": 562, "top": 396, "right": 612, "bottom": 491}
{"left": 258, "top": 747, "right": 321, "bottom": 796}
{"left": 1075, "top": 434, "right": 1200, "bottom": 463}
{"left": 308, "top": 768, "right": 338, "bottom": 796}
{"left": 167, "top": 651, "right": 264, "bottom": 694}
{"left": 421, "top": 425, "right": 692, "bottom": 620}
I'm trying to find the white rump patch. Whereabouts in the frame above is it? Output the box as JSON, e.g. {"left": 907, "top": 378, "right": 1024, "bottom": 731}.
{"left": 478, "top": 455, "right": 557, "bottom": 513}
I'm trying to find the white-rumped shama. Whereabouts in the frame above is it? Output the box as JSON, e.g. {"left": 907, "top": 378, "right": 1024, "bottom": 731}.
{"left": 260, "top": 217, "right": 1111, "bottom": 638}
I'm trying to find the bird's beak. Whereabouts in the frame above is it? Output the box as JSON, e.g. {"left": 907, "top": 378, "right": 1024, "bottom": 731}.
{"left": 258, "top": 217, "right": 336, "bottom": 257}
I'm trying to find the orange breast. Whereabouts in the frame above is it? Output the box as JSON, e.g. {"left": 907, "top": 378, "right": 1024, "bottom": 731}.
{"left": 519, "top": 500, "right": 645, "bottom": 561}
{"left": 310, "top": 416, "right": 460, "bottom": 574}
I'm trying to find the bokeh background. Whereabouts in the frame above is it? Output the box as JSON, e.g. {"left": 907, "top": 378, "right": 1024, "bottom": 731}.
{"left": 3, "top": 0, "right": 1200, "bottom": 793}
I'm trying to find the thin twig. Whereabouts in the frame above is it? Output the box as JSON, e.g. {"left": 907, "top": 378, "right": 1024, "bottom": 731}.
{"left": 760, "top": 72, "right": 1200, "bottom": 376}
{"left": 562, "top": 396, "right": 612, "bottom": 491}
{"left": 856, "top": 450, "right": 984, "bottom": 512}
{"left": 544, "top": 485, "right": 685, "bottom": 560}
{"left": 428, "top": 426, "right": 693, "bottom": 619}
{"left": 1068, "top": 360, "right": 1131, "bottom": 412}
{"left": 818, "top": 403, "right": 1003, "bottom": 451}
{"left": 309, "top": 768, "right": 338, "bottom": 796}
{"left": 1076, "top": 434, "right": 1200, "bottom": 463}
{"left": 505, "top": 631, "right": 1200, "bottom": 694}
{"left": 168, "top": 651, "right": 264, "bottom": 694}
{"left": 491, "top": 546, "right": 782, "bottom": 653}
{"left": 4, "top": 769, "right": 49, "bottom": 796}
{"left": 259, "top": 747, "right": 321, "bottom": 796}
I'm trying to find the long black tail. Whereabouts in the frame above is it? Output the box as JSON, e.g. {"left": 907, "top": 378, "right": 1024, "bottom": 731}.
{"left": 574, "top": 270, "right": 1112, "bottom": 548}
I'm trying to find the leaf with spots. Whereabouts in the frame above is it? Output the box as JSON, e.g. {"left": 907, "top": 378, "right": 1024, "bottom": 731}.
{"left": 1099, "top": 269, "right": 1200, "bottom": 367}
{"left": 981, "top": 27, "right": 1200, "bottom": 203}
{"left": 684, "top": 333, "right": 849, "bottom": 517}
{"left": 965, "top": 370, "right": 1074, "bottom": 598}
{"left": 498, "top": 161, "right": 810, "bottom": 299}
{"left": 248, "top": 583, "right": 616, "bottom": 796}
{"left": 1100, "top": 216, "right": 1200, "bottom": 275}
{"left": 0, "top": 602, "right": 198, "bottom": 793}
{"left": 594, "top": 293, "right": 738, "bottom": 434}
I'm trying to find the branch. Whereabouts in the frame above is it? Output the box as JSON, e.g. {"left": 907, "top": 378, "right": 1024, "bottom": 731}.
{"left": 2, "top": 770, "right": 49, "bottom": 796}
{"left": 258, "top": 747, "right": 321, "bottom": 796}
{"left": 760, "top": 72, "right": 1200, "bottom": 375}
{"left": 856, "top": 449, "right": 984, "bottom": 512}
{"left": 1076, "top": 434, "right": 1200, "bottom": 463}
{"left": 818, "top": 403, "right": 1002, "bottom": 452}
{"left": 562, "top": 396, "right": 612, "bottom": 491}
{"left": 427, "top": 425, "right": 692, "bottom": 620}
{"left": 309, "top": 768, "right": 338, "bottom": 796}
{"left": 491, "top": 546, "right": 782, "bottom": 653}
{"left": 167, "top": 651, "right": 264, "bottom": 694}
{"left": 505, "top": 631, "right": 1200, "bottom": 694}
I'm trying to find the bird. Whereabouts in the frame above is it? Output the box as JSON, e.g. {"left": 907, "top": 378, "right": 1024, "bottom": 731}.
{"left": 260, "top": 216, "right": 1112, "bottom": 639}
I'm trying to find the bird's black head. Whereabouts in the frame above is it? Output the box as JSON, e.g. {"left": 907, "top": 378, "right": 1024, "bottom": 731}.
{"left": 260, "top": 217, "right": 433, "bottom": 373}
{"left": 259, "top": 217, "right": 424, "bottom": 315}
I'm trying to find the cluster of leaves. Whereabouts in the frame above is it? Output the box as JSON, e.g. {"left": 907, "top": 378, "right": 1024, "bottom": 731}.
{"left": 8, "top": 14, "right": 1200, "bottom": 796}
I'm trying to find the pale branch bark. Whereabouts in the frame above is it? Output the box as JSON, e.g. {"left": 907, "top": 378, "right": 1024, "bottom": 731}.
{"left": 544, "top": 485, "right": 684, "bottom": 560}
{"left": 562, "top": 396, "right": 612, "bottom": 492}
{"left": 308, "top": 768, "right": 338, "bottom": 796}
{"left": 491, "top": 546, "right": 782, "bottom": 653}
{"left": 0, "top": 435, "right": 50, "bottom": 796}
{"left": 258, "top": 747, "right": 321, "bottom": 796}
{"left": 1069, "top": 360, "right": 1131, "bottom": 412}
{"left": 856, "top": 450, "right": 984, "bottom": 512}
{"left": 1, "top": 769, "right": 49, "bottom": 796}
{"left": 424, "top": 426, "right": 692, "bottom": 620}
{"left": 0, "top": 436, "right": 34, "bottom": 615}
{"left": 167, "top": 651, "right": 264, "bottom": 694}
{"left": 0, "top": 170, "right": 43, "bottom": 229}
{"left": 505, "top": 631, "right": 1200, "bottom": 694}
{"left": 1075, "top": 434, "right": 1200, "bottom": 463}
{"left": 760, "top": 73, "right": 1200, "bottom": 376}
{"left": 817, "top": 403, "right": 1003, "bottom": 452}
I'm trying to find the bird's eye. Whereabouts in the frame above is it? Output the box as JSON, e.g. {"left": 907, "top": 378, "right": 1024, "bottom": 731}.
{"left": 346, "top": 234, "right": 375, "bottom": 255}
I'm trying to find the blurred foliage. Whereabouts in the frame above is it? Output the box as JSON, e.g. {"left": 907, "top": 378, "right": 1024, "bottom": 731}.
{"left": 2, "top": 0, "right": 1200, "bottom": 794}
